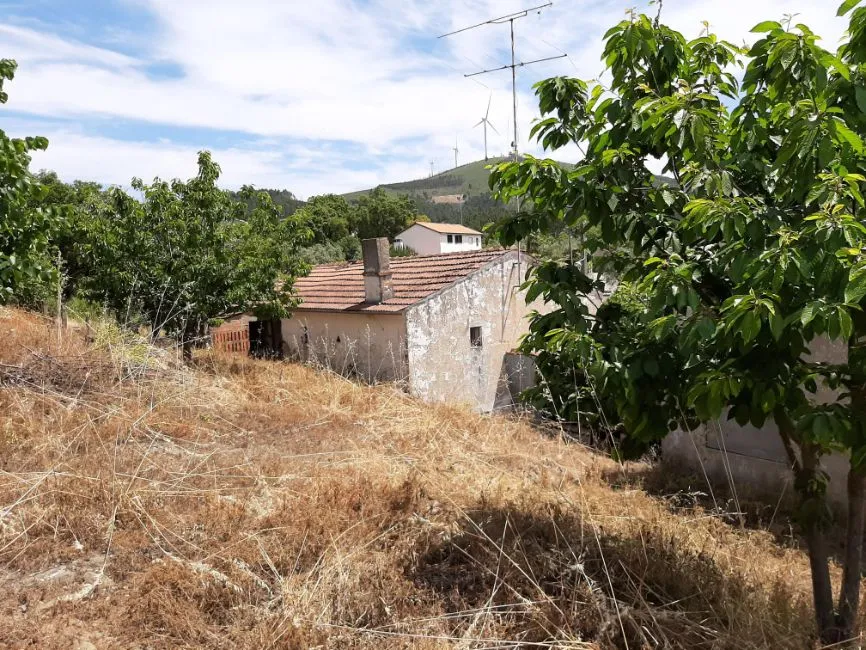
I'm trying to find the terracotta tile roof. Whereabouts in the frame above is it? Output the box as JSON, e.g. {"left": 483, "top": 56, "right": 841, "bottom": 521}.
{"left": 410, "top": 222, "right": 483, "bottom": 236}
{"left": 294, "top": 249, "right": 514, "bottom": 313}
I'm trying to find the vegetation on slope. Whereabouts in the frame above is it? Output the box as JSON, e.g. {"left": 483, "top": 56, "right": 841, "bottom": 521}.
{"left": 343, "top": 158, "right": 514, "bottom": 203}
{"left": 0, "top": 308, "right": 833, "bottom": 648}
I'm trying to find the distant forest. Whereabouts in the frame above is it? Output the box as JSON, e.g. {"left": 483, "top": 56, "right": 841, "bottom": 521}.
{"left": 232, "top": 186, "right": 512, "bottom": 239}
{"left": 381, "top": 174, "right": 464, "bottom": 193}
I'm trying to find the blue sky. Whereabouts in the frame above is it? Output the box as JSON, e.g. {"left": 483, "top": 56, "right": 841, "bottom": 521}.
{"left": 0, "top": 0, "right": 849, "bottom": 198}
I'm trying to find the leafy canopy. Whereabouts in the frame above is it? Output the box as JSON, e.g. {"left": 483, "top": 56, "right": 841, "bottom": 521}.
{"left": 0, "top": 59, "right": 60, "bottom": 305}
{"left": 492, "top": 6, "right": 866, "bottom": 458}
{"left": 354, "top": 187, "right": 418, "bottom": 240}
{"left": 84, "top": 152, "right": 310, "bottom": 344}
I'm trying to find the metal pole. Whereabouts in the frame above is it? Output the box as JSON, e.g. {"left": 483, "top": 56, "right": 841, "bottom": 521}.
{"left": 510, "top": 18, "right": 518, "bottom": 159}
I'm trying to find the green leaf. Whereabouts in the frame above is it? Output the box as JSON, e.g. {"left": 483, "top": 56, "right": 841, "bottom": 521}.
{"left": 801, "top": 302, "right": 820, "bottom": 326}
{"left": 740, "top": 310, "right": 761, "bottom": 344}
{"left": 751, "top": 20, "right": 782, "bottom": 32}
{"left": 831, "top": 119, "right": 865, "bottom": 152}
{"left": 838, "top": 0, "right": 862, "bottom": 16}
{"left": 856, "top": 86, "right": 866, "bottom": 115}
{"left": 846, "top": 266, "right": 866, "bottom": 304}
{"left": 769, "top": 311, "right": 785, "bottom": 341}
{"left": 839, "top": 308, "right": 854, "bottom": 340}
{"left": 661, "top": 189, "right": 675, "bottom": 206}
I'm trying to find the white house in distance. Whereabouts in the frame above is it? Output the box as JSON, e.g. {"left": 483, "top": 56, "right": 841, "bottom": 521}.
{"left": 394, "top": 222, "right": 483, "bottom": 255}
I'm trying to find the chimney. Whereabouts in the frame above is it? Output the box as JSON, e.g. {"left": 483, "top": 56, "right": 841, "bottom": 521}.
{"left": 362, "top": 238, "right": 394, "bottom": 303}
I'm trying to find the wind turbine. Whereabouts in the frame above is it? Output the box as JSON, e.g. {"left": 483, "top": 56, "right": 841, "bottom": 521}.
{"left": 474, "top": 94, "right": 499, "bottom": 160}
{"left": 452, "top": 137, "right": 459, "bottom": 169}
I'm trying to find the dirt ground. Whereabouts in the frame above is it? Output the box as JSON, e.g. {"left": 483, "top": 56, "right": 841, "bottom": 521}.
{"left": 0, "top": 308, "right": 849, "bottom": 648}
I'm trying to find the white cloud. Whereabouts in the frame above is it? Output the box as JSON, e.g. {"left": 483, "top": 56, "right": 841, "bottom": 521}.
{"left": 0, "top": 0, "right": 853, "bottom": 195}
{"left": 22, "top": 127, "right": 438, "bottom": 199}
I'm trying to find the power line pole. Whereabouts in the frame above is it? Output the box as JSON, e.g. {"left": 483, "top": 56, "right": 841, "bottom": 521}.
{"left": 439, "top": 2, "right": 565, "bottom": 160}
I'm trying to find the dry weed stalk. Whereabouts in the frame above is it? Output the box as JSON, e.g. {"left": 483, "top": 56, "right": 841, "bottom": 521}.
{"left": 0, "top": 307, "right": 845, "bottom": 648}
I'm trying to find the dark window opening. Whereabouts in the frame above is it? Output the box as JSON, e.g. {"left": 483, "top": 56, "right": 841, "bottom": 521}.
{"left": 250, "top": 319, "right": 284, "bottom": 359}
{"left": 470, "top": 326, "right": 483, "bottom": 348}
{"left": 447, "top": 234, "right": 453, "bottom": 243}
{"left": 455, "top": 234, "right": 463, "bottom": 244}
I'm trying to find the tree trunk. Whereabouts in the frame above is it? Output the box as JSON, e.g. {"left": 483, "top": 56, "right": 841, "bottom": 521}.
{"left": 776, "top": 410, "right": 842, "bottom": 643}
{"left": 799, "top": 445, "right": 839, "bottom": 645}
{"left": 837, "top": 466, "right": 866, "bottom": 645}
{"left": 839, "top": 372, "right": 866, "bottom": 645}
{"left": 181, "top": 320, "right": 196, "bottom": 363}
{"left": 805, "top": 519, "right": 839, "bottom": 644}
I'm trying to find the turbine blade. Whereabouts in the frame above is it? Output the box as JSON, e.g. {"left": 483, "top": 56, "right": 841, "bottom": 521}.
{"left": 487, "top": 121, "right": 499, "bottom": 135}
{"left": 473, "top": 119, "right": 484, "bottom": 127}
{"left": 486, "top": 93, "right": 491, "bottom": 119}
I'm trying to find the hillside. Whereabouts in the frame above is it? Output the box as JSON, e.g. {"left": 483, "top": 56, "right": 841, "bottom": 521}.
{"left": 341, "top": 155, "right": 575, "bottom": 204}
{"left": 0, "top": 308, "right": 824, "bottom": 649}
{"left": 343, "top": 157, "right": 512, "bottom": 203}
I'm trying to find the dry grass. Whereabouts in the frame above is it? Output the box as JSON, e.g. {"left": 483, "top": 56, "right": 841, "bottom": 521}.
{"left": 0, "top": 307, "right": 841, "bottom": 648}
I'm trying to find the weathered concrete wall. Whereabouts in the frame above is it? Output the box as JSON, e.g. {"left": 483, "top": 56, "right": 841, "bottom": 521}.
{"left": 405, "top": 253, "right": 543, "bottom": 412}
{"left": 493, "top": 352, "right": 538, "bottom": 411}
{"left": 662, "top": 337, "right": 850, "bottom": 506}
{"left": 282, "top": 312, "right": 408, "bottom": 383}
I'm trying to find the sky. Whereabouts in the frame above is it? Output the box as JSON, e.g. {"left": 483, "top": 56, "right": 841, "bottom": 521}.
{"left": 0, "top": 0, "right": 852, "bottom": 199}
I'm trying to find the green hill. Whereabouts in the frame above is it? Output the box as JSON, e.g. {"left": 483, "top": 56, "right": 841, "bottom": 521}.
{"left": 343, "top": 157, "right": 513, "bottom": 202}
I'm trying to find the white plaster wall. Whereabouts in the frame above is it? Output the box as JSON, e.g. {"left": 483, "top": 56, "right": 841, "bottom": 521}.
{"left": 405, "top": 253, "right": 544, "bottom": 412}
{"left": 396, "top": 224, "right": 482, "bottom": 255}
{"left": 282, "top": 312, "right": 408, "bottom": 383}
{"left": 396, "top": 225, "right": 442, "bottom": 255}
{"left": 440, "top": 235, "right": 482, "bottom": 254}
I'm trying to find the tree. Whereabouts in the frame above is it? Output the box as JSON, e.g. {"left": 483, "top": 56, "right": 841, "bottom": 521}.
{"left": 295, "top": 194, "right": 361, "bottom": 263}
{"left": 490, "top": 3, "right": 866, "bottom": 643}
{"left": 32, "top": 171, "right": 112, "bottom": 303}
{"left": 230, "top": 188, "right": 304, "bottom": 217}
{"left": 354, "top": 187, "right": 417, "bottom": 240}
{"left": 0, "top": 60, "right": 60, "bottom": 305}
{"left": 296, "top": 194, "right": 355, "bottom": 242}
{"left": 85, "top": 151, "right": 310, "bottom": 358}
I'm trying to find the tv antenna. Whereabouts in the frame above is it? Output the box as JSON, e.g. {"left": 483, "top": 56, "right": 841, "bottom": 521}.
{"left": 474, "top": 94, "right": 499, "bottom": 160}
{"left": 439, "top": 2, "right": 565, "bottom": 160}
{"left": 452, "top": 136, "right": 459, "bottom": 169}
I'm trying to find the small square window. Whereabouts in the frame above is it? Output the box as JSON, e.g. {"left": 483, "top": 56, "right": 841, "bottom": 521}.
{"left": 455, "top": 234, "right": 463, "bottom": 244}
{"left": 470, "top": 326, "right": 483, "bottom": 348}
{"left": 447, "top": 234, "right": 453, "bottom": 243}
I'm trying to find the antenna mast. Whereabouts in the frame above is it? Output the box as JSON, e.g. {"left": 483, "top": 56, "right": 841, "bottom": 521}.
{"left": 439, "top": 2, "right": 565, "bottom": 160}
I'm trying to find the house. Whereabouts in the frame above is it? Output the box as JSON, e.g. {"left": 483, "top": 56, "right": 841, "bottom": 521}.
{"left": 395, "top": 222, "right": 482, "bottom": 255}
{"left": 430, "top": 194, "right": 466, "bottom": 205}
{"left": 214, "top": 238, "right": 543, "bottom": 412}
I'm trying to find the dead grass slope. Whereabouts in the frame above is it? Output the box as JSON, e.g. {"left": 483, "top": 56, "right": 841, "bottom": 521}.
{"left": 0, "top": 308, "right": 832, "bottom": 648}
